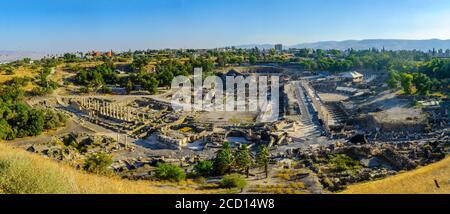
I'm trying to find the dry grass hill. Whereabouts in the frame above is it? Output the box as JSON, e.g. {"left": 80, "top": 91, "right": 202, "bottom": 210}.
{"left": 342, "top": 157, "right": 450, "bottom": 194}
{"left": 0, "top": 143, "right": 215, "bottom": 194}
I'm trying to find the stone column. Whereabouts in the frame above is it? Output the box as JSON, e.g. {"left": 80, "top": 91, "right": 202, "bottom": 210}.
{"left": 118, "top": 105, "right": 121, "bottom": 120}
{"left": 111, "top": 104, "right": 114, "bottom": 118}
{"left": 109, "top": 104, "right": 113, "bottom": 117}
{"left": 125, "top": 136, "right": 128, "bottom": 149}
{"left": 122, "top": 106, "right": 126, "bottom": 120}
{"left": 119, "top": 106, "right": 123, "bottom": 120}
{"left": 118, "top": 106, "right": 123, "bottom": 120}
{"left": 121, "top": 106, "right": 125, "bottom": 120}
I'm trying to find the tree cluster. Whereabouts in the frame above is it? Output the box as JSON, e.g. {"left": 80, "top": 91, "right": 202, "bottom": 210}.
{"left": 195, "top": 143, "right": 271, "bottom": 178}
{"left": 0, "top": 86, "right": 66, "bottom": 140}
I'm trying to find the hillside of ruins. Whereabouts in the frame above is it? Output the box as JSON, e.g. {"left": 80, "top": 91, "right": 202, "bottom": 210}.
{"left": 1, "top": 48, "right": 449, "bottom": 194}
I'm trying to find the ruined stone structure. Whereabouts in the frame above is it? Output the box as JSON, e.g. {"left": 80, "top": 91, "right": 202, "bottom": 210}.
{"left": 301, "top": 80, "right": 332, "bottom": 136}
{"left": 77, "top": 97, "right": 134, "bottom": 122}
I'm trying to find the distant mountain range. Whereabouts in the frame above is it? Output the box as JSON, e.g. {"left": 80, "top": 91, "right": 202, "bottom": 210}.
{"left": 237, "top": 39, "right": 450, "bottom": 51}
{"left": 0, "top": 51, "right": 48, "bottom": 63}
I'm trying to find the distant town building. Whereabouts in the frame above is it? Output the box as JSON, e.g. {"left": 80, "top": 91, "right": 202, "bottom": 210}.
{"left": 340, "top": 71, "right": 364, "bottom": 83}
{"left": 282, "top": 53, "right": 295, "bottom": 59}
{"left": 93, "top": 51, "right": 101, "bottom": 57}
{"left": 91, "top": 50, "right": 113, "bottom": 57}
{"left": 275, "top": 44, "right": 283, "bottom": 52}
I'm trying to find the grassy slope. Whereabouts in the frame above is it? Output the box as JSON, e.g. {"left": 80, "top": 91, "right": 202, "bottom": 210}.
{"left": 0, "top": 62, "right": 215, "bottom": 194}
{"left": 0, "top": 143, "right": 214, "bottom": 194}
{"left": 342, "top": 157, "right": 450, "bottom": 194}
{"left": 0, "top": 66, "right": 36, "bottom": 91}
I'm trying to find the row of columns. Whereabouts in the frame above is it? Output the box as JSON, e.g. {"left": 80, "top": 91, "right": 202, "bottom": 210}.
{"left": 79, "top": 97, "right": 133, "bottom": 121}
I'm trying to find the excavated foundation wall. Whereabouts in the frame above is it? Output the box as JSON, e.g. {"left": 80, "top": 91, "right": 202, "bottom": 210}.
{"left": 358, "top": 114, "right": 426, "bottom": 133}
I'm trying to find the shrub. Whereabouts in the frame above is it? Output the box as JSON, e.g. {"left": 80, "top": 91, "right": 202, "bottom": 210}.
{"left": 276, "top": 171, "right": 292, "bottom": 181}
{"left": 3, "top": 66, "right": 14, "bottom": 75}
{"left": 43, "top": 110, "right": 67, "bottom": 130}
{"left": 101, "top": 86, "right": 112, "bottom": 94}
{"left": 0, "top": 120, "right": 15, "bottom": 140}
{"left": 290, "top": 182, "right": 305, "bottom": 189}
{"left": 154, "top": 163, "right": 186, "bottom": 182}
{"left": 329, "top": 154, "right": 361, "bottom": 172}
{"left": 194, "top": 160, "right": 214, "bottom": 177}
{"left": 219, "top": 174, "right": 247, "bottom": 189}
{"left": 194, "top": 176, "right": 207, "bottom": 185}
{"left": 83, "top": 153, "right": 113, "bottom": 175}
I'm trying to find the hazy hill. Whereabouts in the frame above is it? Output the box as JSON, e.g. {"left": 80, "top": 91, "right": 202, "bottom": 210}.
{"left": 237, "top": 39, "right": 450, "bottom": 51}
{"left": 235, "top": 44, "right": 276, "bottom": 50}
{"left": 0, "top": 51, "right": 47, "bottom": 63}
{"left": 291, "top": 39, "right": 450, "bottom": 51}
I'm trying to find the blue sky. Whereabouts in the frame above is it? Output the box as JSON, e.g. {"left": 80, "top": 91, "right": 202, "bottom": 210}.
{"left": 1, "top": 0, "right": 450, "bottom": 52}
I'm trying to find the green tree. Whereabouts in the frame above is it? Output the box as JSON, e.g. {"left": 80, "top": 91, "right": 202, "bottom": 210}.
{"left": 43, "top": 109, "right": 65, "bottom": 130}
{"left": 0, "top": 119, "right": 15, "bottom": 140}
{"left": 158, "top": 70, "right": 174, "bottom": 87}
{"left": 213, "top": 142, "right": 234, "bottom": 175}
{"left": 142, "top": 76, "right": 159, "bottom": 94}
{"left": 400, "top": 73, "right": 414, "bottom": 95}
{"left": 75, "top": 69, "right": 89, "bottom": 85}
{"left": 413, "top": 73, "right": 432, "bottom": 95}
{"left": 154, "top": 163, "right": 186, "bottom": 182}
{"left": 125, "top": 80, "right": 134, "bottom": 94}
{"left": 63, "top": 53, "right": 78, "bottom": 63}
{"left": 22, "top": 58, "right": 32, "bottom": 64}
{"left": 387, "top": 70, "right": 400, "bottom": 89}
{"left": 256, "top": 145, "right": 270, "bottom": 178}
{"left": 235, "top": 145, "right": 252, "bottom": 178}
{"left": 0, "top": 85, "right": 24, "bottom": 103}
{"left": 193, "top": 160, "right": 214, "bottom": 177}
{"left": 249, "top": 55, "right": 257, "bottom": 64}
{"left": 217, "top": 55, "right": 228, "bottom": 67}
{"left": 26, "top": 109, "right": 44, "bottom": 137}
{"left": 131, "top": 54, "right": 150, "bottom": 72}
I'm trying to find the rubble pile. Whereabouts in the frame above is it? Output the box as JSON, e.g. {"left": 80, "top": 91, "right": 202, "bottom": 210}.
{"left": 26, "top": 133, "right": 131, "bottom": 167}
{"left": 281, "top": 137, "right": 449, "bottom": 191}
